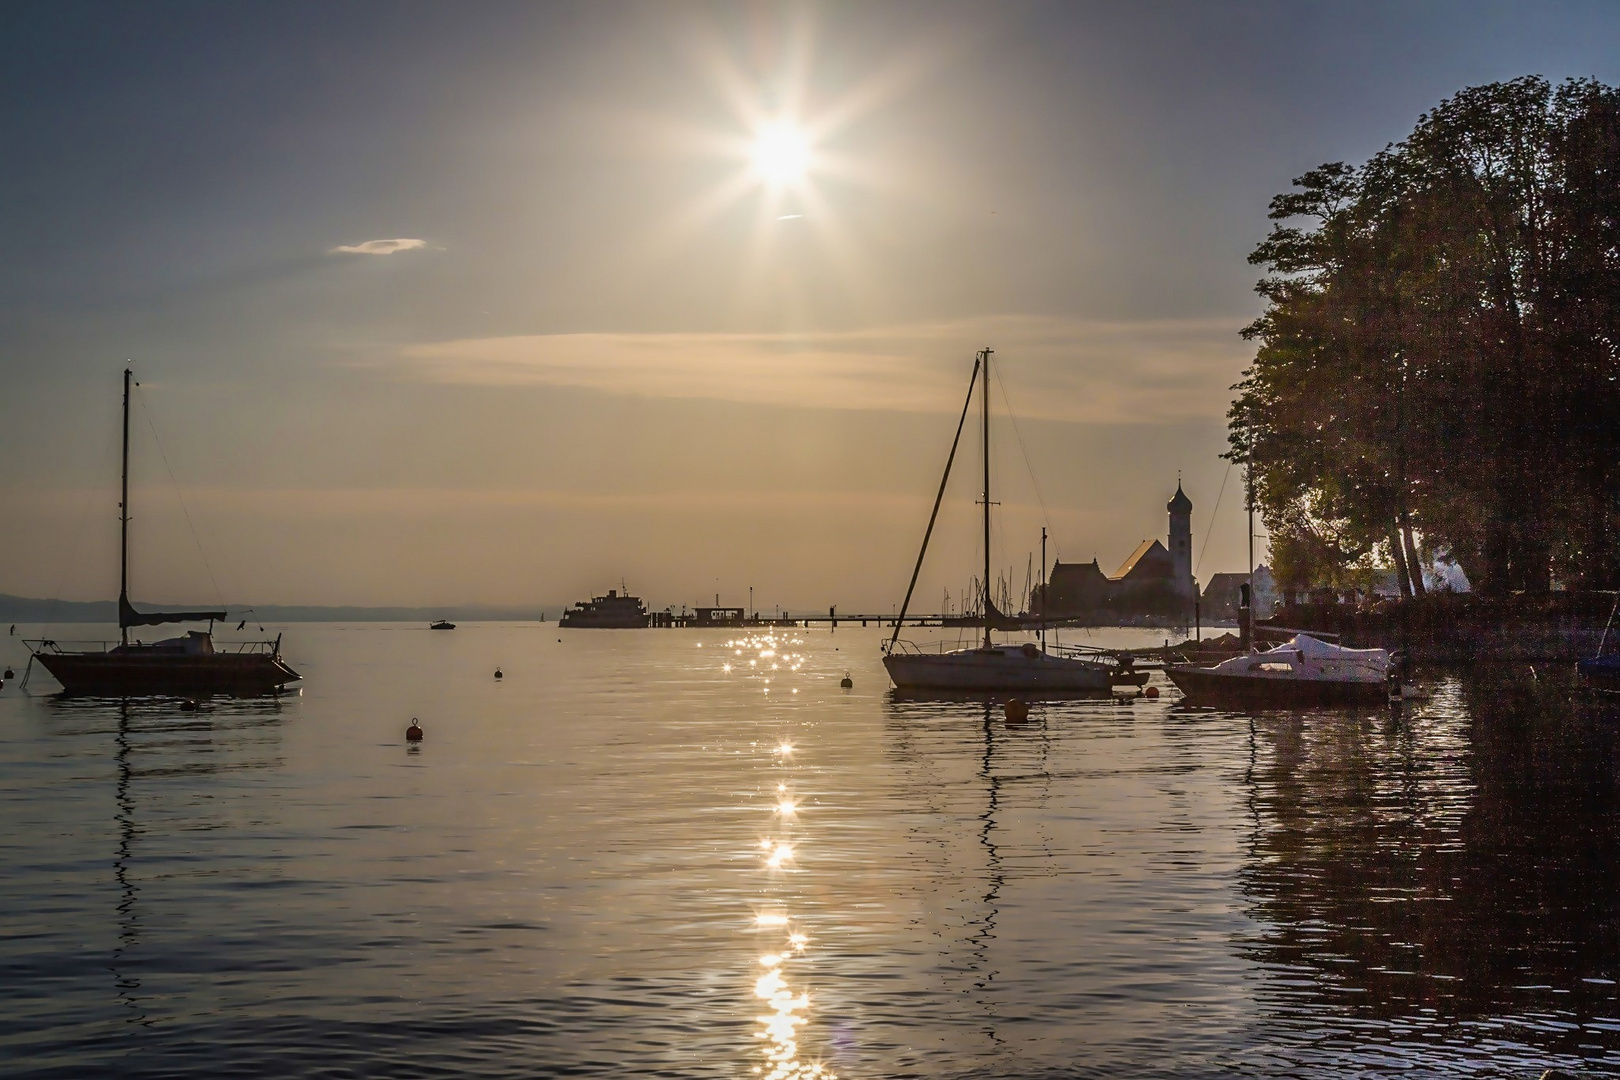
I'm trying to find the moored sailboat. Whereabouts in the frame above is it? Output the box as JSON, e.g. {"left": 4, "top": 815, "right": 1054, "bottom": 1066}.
{"left": 881, "top": 349, "right": 1112, "bottom": 693}
{"left": 29, "top": 369, "right": 299, "bottom": 697}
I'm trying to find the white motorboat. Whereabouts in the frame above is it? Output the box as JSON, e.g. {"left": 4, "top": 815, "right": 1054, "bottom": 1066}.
{"left": 880, "top": 348, "right": 1112, "bottom": 694}
{"left": 1166, "top": 633, "right": 1391, "bottom": 705}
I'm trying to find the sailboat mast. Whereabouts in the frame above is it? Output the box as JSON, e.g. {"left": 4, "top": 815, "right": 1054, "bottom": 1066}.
{"left": 119, "top": 366, "right": 131, "bottom": 647}
{"left": 981, "top": 348, "right": 992, "bottom": 651}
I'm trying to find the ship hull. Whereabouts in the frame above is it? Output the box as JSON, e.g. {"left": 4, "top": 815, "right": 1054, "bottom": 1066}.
{"left": 35, "top": 651, "right": 301, "bottom": 697}
{"left": 558, "top": 614, "right": 649, "bottom": 628}
{"left": 1165, "top": 664, "right": 1388, "bottom": 706}
{"left": 883, "top": 648, "right": 1112, "bottom": 692}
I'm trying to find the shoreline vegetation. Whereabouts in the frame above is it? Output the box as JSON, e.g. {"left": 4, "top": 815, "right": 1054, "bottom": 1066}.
{"left": 1230, "top": 76, "right": 1620, "bottom": 607}
{"left": 1257, "top": 592, "right": 1618, "bottom": 663}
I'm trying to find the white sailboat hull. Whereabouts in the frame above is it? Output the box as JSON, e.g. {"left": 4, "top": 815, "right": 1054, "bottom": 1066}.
{"left": 883, "top": 647, "right": 1112, "bottom": 692}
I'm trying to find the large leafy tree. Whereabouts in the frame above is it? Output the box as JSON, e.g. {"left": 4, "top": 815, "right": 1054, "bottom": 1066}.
{"left": 1232, "top": 77, "right": 1620, "bottom": 597}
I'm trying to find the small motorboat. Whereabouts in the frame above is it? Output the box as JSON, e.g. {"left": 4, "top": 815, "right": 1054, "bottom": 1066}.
{"left": 430, "top": 620, "right": 456, "bottom": 630}
{"left": 1166, "top": 633, "right": 1392, "bottom": 706}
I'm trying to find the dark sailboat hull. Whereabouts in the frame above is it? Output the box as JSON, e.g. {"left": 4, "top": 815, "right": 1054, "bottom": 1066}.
{"left": 34, "top": 651, "right": 301, "bottom": 697}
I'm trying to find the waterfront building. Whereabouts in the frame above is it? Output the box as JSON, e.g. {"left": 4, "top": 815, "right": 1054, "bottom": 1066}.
{"left": 1031, "top": 483, "right": 1200, "bottom": 623}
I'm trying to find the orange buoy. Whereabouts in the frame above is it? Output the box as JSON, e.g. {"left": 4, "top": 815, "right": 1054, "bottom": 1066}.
{"left": 406, "top": 718, "right": 424, "bottom": 742}
{"left": 1004, "top": 698, "right": 1030, "bottom": 723}
{"left": 1144, "top": 685, "right": 1160, "bottom": 699}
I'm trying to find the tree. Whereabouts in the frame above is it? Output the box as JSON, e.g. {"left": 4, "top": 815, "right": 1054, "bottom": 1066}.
{"left": 1232, "top": 77, "right": 1620, "bottom": 597}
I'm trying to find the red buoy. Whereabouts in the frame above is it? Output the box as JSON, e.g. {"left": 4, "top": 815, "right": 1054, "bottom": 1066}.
{"left": 1144, "top": 685, "right": 1160, "bottom": 699}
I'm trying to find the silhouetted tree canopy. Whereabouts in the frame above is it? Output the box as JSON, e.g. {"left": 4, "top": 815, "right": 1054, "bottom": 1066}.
{"left": 1231, "top": 76, "right": 1620, "bottom": 597}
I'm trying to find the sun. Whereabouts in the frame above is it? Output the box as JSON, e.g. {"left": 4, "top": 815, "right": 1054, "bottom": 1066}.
{"left": 750, "top": 121, "right": 812, "bottom": 186}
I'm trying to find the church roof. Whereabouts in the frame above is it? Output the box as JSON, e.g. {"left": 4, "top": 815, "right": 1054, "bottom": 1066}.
{"left": 1167, "top": 481, "right": 1192, "bottom": 514}
{"left": 1051, "top": 559, "right": 1109, "bottom": 583}
{"left": 1112, "top": 539, "right": 1172, "bottom": 580}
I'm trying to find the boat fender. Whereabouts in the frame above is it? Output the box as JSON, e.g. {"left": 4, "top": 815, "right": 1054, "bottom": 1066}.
{"left": 1020, "top": 643, "right": 1039, "bottom": 659}
{"left": 1143, "top": 685, "right": 1160, "bottom": 699}
{"left": 494, "top": 668, "right": 504, "bottom": 679}
{"left": 1004, "top": 698, "right": 1030, "bottom": 723}
{"left": 839, "top": 672, "right": 853, "bottom": 688}
{"left": 406, "top": 718, "right": 424, "bottom": 742}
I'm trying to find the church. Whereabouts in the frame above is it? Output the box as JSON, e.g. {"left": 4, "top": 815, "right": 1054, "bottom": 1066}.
{"left": 1029, "top": 483, "right": 1198, "bottom": 623}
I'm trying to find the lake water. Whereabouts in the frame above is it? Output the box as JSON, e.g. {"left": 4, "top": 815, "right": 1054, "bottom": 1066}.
{"left": 3, "top": 622, "right": 1619, "bottom": 1078}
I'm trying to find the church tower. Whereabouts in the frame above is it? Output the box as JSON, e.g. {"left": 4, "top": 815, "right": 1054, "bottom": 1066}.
{"left": 1167, "top": 481, "right": 1193, "bottom": 596}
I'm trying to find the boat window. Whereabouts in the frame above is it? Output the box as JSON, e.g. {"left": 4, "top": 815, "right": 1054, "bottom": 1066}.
{"left": 1252, "top": 661, "right": 1295, "bottom": 673}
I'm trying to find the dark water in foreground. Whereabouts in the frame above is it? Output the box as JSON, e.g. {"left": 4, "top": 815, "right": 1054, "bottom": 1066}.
{"left": 3, "top": 623, "right": 1620, "bottom": 1078}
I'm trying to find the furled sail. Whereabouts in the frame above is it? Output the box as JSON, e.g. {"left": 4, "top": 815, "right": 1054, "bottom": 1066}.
{"left": 982, "top": 598, "right": 1025, "bottom": 632}
{"left": 119, "top": 593, "right": 227, "bottom": 630}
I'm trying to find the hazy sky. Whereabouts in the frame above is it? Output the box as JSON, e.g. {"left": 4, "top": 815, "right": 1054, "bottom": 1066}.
{"left": 3, "top": 1, "right": 1617, "bottom": 611}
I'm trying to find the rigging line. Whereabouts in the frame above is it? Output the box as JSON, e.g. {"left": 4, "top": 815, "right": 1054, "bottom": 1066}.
{"left": 137, "top": 391, "right": 226, "bottom": 609}
{"left": 991, "top": 362, "right": 1055, "bottom": 538}
{"left": 889, "top": 355, "right": 981, "bottom": 653}
{"left": 1195, "top": 459, "right": 1234, "bottom": 577}
{"left": 48, "top": 417, "right": 122, "bottom": 606}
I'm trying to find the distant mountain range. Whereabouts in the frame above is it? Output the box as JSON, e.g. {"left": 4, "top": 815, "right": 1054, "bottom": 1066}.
{"left": 0, "top": 593, "right": 553, "bottom": 624}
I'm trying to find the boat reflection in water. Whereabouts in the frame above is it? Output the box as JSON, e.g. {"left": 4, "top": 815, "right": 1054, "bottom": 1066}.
{"left": 1234, "top": 668, "right": 1620, "bottom": 1074}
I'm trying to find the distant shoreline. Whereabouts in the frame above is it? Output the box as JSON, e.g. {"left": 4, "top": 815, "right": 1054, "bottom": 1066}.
{"left": 0, "top": 593, "right": 552, "bottom": 624}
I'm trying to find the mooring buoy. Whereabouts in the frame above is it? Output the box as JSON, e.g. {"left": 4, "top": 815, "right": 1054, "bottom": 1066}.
{"left": 839, "top": 672, "right": 853, "bottom": 688}
{"left": 2, "top": 667, "right": 13, "bottom": 680}
{"left": 494, "top": 668, "right": 504, "bottom": 679}
{"left": 406, "top": 718, "right": 424, "bottom": 742}
{"left": 179, "top": 699, "right": 198, "bottom": 711}
{"left": 1004, "top": 698, "right": 1030, "bottom": 723}
{"left": 1144, "top": 685, "right": 1160, "bottom": 699}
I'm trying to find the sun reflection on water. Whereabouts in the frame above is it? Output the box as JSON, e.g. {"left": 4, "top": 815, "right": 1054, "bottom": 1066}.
{"left": 731, "top": 631, "right": 838, "bottom": 1078}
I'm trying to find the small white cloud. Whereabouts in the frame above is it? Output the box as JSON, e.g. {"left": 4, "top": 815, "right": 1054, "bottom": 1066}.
{"left": 330, "top": 238, "right": 427, "bottom": 256}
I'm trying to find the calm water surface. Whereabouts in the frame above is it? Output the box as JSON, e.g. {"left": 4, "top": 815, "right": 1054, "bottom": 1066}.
{"left": 2, "top": 623, "right": 1619, "bottom": 1077}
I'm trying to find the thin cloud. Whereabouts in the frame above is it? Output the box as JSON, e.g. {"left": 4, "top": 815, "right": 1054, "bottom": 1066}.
{"left": 330, "top": 238, "right": 428, "bottom": 256}
{"left": 378, "top": 315, "right": 1251, "bottom": 424}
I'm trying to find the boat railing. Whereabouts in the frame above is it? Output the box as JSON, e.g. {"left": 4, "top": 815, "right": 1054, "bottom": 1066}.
{"left": 886, "top": 638, "right": 977, "bottom": 656}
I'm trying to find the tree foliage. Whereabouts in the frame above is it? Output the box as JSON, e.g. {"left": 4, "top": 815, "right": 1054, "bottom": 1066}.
{"left": 1231, "top": 77, "right": 1620, "bottom": 596}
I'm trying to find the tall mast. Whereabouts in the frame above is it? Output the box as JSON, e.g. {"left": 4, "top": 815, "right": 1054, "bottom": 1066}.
{"left": 119, "top": 366, "right": 131, "bottom": 646}
{"left": 1246, "top": 463, "right": 1254, "bottom": 580}
{"left": 981, "top": 348, "right": 992, "bottom": 650}
{"left": 1040, "top": 526, "right": 1047, "bottom": 654}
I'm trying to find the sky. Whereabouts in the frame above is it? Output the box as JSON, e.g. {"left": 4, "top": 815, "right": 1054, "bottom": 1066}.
{"left": 2, "top": 0, "right": 1617, "bottom": 612}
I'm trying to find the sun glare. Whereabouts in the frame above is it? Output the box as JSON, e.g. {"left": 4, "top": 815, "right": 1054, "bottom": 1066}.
{"left": 751, "top": 121, "right": 811, "bottom": 185}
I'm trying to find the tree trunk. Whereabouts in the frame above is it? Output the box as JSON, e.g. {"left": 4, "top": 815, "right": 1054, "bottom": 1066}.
{"left": 1390, "top": 523, "right": 1414, "bottom": 599}
{"left": 1400, "top": 512, "right": 1426, "bottom": 595}
{"left": 1480, "top": 505, "right": 1511, "bottom": 597}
